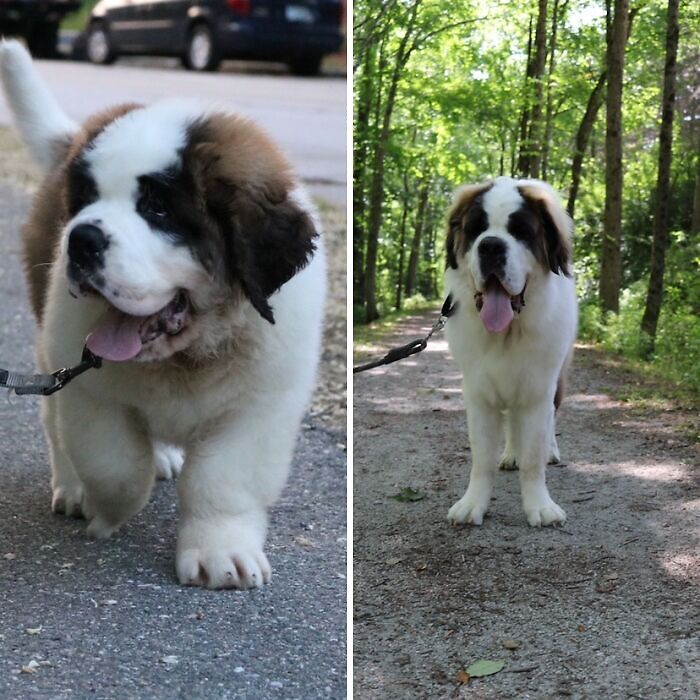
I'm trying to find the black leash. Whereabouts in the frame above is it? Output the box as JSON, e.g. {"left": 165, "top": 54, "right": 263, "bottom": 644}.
{"left": 353, "top": 295, "right": 457, "bottom": 374}
{"left": 0, "top": 346, "right": 102, "bottom": 396}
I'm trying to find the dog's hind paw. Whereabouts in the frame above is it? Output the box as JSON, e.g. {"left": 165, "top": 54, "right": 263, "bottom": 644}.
{"left": 154, "top": 443, "right": 184, "bottom": 480}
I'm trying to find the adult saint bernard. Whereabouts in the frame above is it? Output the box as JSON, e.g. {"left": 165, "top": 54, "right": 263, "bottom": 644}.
{"left": 444, "top": 176, "right": 577, "bottom": 527}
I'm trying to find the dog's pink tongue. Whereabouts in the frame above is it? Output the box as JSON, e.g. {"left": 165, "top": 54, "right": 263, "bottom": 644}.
{"left": 480, "top": 283, "right": 514, "bottom": 333}
{"left": 86, "top": 307, "right": 144, "bottom": 361}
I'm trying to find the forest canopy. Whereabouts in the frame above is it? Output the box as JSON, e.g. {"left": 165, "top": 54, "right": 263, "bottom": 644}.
{"left": 353, "top": 0, "right": 699, "bottom": 393}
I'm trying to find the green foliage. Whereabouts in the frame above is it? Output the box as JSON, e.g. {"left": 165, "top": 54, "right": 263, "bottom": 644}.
{"left": 62, "top": 1, "right": 98, "bottom": 31}
{"left": 355, "top": 0, "right": 700, "bottom": 401}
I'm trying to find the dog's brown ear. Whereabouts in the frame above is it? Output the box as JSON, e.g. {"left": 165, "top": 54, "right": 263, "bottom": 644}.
{"left": 446, "top": 182, "right": 493, "bottom": 269}
{"left": 220, "top": 184, "right": 318, "bottom": 323}
{"left": 186, "top": 115, "right": 318, "bottom": 323}
{"left": 518, "top": 184, "right": 572, "bottom": 277}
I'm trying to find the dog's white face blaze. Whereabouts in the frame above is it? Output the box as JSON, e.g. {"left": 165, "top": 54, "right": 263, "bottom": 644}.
{"left": 466, "top": 180, "right": 535, "bottom": 297}
{"left": 65, "top": 102, "right": 209, "bottom": 316}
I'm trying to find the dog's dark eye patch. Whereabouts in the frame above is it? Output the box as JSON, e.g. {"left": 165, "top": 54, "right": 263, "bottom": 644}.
{"left": 136, "top": 167, "right": 202, "bottom": 245}
{"left": 461, "top": 197, "right": 489, "bottom": 246}
{"left": 67, "top": 156, "right": 98, "bottom": 217}
{"left": 507, "top": 207, "right": 539, "bottom": 244}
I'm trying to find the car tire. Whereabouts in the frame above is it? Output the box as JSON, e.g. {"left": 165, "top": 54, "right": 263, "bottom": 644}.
{"left": 183, "top": 23, "right": 220, "bottom": 72}
{"left": 288, "top": 55, "right": 323, "bottom": 77}
{"left": 86, "top": 22, "right": 116, "bottom": 65}
{"left": 27, "top": 21, "right": 59, "bottom": 59}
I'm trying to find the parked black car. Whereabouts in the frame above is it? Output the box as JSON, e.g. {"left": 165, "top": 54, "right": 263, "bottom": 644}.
{"left": 0, "top": 0, "right": 80, "bottom": 57}
{"left": 83, "top": 0, "right": 343, "bottom": 75}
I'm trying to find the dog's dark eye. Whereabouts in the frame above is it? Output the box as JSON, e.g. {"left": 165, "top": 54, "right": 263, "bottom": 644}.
{"left": 137, "top": 183, "right": 169, "bottom": 220}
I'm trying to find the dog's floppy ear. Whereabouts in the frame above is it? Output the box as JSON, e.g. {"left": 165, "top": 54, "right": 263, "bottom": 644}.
{"left": 220, "top": 183, "right": 318, "bottom": 324}
{"left": 446, "top": 182, "right": 493, "bottom": 269}
{"left": 518, "top": 183, "right": 572, "bottom": 276}
{"left": 185, "top": 116, "right": 318, "bottom": 323}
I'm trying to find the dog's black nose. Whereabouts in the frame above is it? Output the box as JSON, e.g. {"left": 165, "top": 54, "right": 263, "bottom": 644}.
{"left": 68, "top": 223, "right": 109, "bottom": 271}
{"left": 478, "top": 236, "right": 507, "bottom": 276}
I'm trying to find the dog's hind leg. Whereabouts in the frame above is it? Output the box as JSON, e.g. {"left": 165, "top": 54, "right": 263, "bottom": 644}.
{"left": 499, "top": 410, "right": 518, "bottom": 471}
{"left": 0, "top": 39, "right": 77, "bottom": 170}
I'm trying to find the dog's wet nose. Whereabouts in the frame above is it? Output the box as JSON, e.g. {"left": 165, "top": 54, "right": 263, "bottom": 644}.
{"left": 478, "top": 236, "right": 506, "bottom": 276}
{"left": 68, "top": 223, "right": 109, "bottom": 271}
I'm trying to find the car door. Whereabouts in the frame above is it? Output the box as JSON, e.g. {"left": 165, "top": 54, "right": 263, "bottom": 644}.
{"left": 107, "top": 0, "right": 152, "bottom": 52}
{"left": 140, "top": 0, "right": 191, "bottom": 53}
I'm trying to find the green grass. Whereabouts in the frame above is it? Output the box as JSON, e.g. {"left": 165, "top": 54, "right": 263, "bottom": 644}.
{"left": 62, "top": 1, "right": 98, "bottom": 32}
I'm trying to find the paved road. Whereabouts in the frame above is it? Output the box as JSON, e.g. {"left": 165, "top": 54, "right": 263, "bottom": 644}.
{"left": 0, "top": 57, "right": 346, "bottom": 205}
{"left": 0, "top": 182, "right": 347, "bottom": 698}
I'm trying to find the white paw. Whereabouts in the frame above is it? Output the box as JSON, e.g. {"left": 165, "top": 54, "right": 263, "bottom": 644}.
{"left": 51, "top": 483, "right": 84, "bottom": 517}
{"left": 154, "top": 443, "right": 184, "bottom": 480}
{"left": 549, "top": 434, "right": 562, "bottom": 464}
{"left": 523, "top": 495, "right": 567, "bottom": 527}
{"left": 447, "top": 485, "right": 491, "bottom": 526}
{"left": 499, "top": 458, "right": 519, "bottom": 471}
{"left": 176, "top": 515, "right": 270, "bottom": 590}
{"left": 86, "top": 514, "right": 118, "bottom": 540}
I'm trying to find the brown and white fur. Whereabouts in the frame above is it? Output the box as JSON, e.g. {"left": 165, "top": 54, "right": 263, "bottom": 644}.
{"left": 0, "top": 40, "right": 326, "bottom": 588}
{"left": 444, "top": 177, "right": 577, "bottom": 527}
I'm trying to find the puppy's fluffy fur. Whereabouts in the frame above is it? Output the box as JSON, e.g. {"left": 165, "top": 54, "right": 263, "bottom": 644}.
{"left": 0, "top": 40, "right": 326, "bottom": 588}
{"left": 444, "top": 177, "right": 577, "bottom": 527}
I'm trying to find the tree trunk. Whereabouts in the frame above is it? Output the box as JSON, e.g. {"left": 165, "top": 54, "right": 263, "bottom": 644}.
{"left": 363, "top": 5, "right": 419, "bottom": 323}
{"left": 516, "top": 16, "right": 534, "bottom": 176}
{"left": 518, "top": 0, "right": 548, "bottom": 178}
{"left": 395, "top": 174, "right": 410, "bottom": 310}
{"left": 599, "top": 0, "right": 629, "bottom": 314}
{"left": 405, "top": 180, "right": 430, "bottom": 298}
{"left": 542, "top": 0, "right": 564, "bottom": 180}
{"left": 640, "top": 0, "right": 680, "bottom": 352}
{"left": 353, "top": 47, "right": 374, "bottom": 307}
{"left": 691, "top": 160, "right": 700, "bottom": 235}
{"left": 567, "top": 71, "right": 607, "bottom": 217}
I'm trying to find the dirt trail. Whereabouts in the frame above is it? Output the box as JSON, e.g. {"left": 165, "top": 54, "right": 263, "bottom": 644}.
{"left": 353, "top": 310, "right": 699, "bottom": 699}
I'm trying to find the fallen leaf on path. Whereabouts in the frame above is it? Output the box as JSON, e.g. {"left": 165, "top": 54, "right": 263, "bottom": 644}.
{"left": 294, "top": 535, "right": 316, "bottom": 549}
{"left": 501, "top": 639, "right": 520, "bottom": 650}
{"left": 20, "top": 660, "right": 40, "bottom": 674}
{"left": 389, "top": 487, "right": 426, "bottom": 502}
{"left": 455, "top": 670, "right": 470, "bottom": 684}
{"left": 25, "top": 627, "right": 42, "bottom": 636}
{"left": 465, "top": 659, "right": 505, "bottom": 677}
{"left": 577, "top": 624, "right": 586, "bottom": 632}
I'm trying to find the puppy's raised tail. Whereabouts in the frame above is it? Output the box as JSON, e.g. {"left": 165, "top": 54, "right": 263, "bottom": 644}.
{"left": 0, "top": 39, "right": 78, "bottom": 171}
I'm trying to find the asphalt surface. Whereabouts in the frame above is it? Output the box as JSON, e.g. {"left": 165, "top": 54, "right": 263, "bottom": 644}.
{"left": 0, "top": 56, "right": 346, "bottom": 206}
{"left": 354, "top": 311, "right": 699, "bottom": 699}
{"left": 0, "top": 178, "right": 347, "bottom": 696}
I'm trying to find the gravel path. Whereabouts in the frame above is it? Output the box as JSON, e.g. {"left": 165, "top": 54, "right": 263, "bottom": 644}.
{"left": 0, "top": 173, "right": 347, "bottom": 698}
{"left": 353, "top": 310, "right": 699, "bottom": 699}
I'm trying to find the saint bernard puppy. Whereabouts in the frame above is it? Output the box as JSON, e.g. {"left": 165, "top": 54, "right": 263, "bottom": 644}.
{"left": 0, "top": 40, "right": 326, "bottom": 588}
{"left": 444, "top": 177, "right": 577, "bottom": 527}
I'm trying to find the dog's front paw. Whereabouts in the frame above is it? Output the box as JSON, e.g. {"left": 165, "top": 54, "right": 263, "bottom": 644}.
{"left": 51, "top": 482, "right": 84, "bottom": 518}
{"left": 154, "top": 443, "right": 184, "bottom": 480}
{"left": 176, "top": 515, "right": 271, "bottom": 590}
{"left": 499, "top": 458, "right": 519, "bottom": 471}
{"left": 523, "top": 494, "right": 566, "bottom": 527}
{"left": 447, "top": 486, "right": 491, "bottom": 526}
